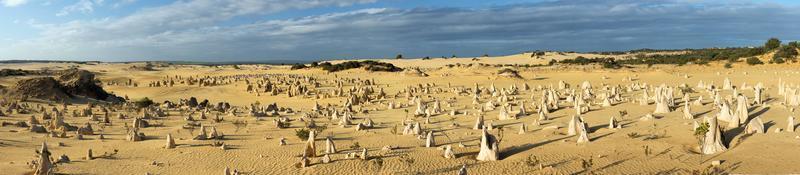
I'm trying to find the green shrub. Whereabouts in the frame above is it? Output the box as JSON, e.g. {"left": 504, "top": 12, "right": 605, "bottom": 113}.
{"left": 789, "top": 41, "right": 800, "bottom": 48}
{"left": 133, "top": 97, "right": 154, "bottom": 108}
{"left": 559, "top": 56, "right": 622, "bottom": 69}
{"left": 618, "top": 47, "right": 764, "bottom": 65}
{"left": 694, "top": 122, "right": 710, "bottom": 136}
{"left": 294, "top": 125, "right": 327, "bottom": 140}
{"left": 295, "top": 128, "right": 311, "bottom": 140}
{"left": 498, "top": 68, "right": 518, "bottom": 74}
{"left": 724, "top": 63, "right": 732, "bottom": 69}
{"left": 765, "top": 38, "right": 781, "bottom": 50}
{"left": 772, "top": 57, "right": 786, "bottom": 64}
{"left": 773, "top": 46, "right": 798, "bottom": 63}
{"left": 548, "top": 59, "right": 556, "bottom": 66}
{"left": 745, "top": 57, "right": 763, "bottom": 65}
{"left": 290, "top": 63, "right": 308, "bottom": 70}
{"left": 318, "top": 60, "right": 402, "bottom": 72}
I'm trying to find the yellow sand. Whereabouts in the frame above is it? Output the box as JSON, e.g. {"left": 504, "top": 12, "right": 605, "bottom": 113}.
{"left": 0, "top": 56, "right": 799, "bottom": 174}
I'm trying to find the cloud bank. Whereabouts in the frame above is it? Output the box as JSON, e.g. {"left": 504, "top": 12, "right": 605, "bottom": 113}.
{"left": 3, "top": 0, "right": 800, "bottom": 61}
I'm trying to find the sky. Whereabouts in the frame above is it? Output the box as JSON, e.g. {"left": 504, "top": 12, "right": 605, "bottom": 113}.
{"left": 1, "top": 0, "right": 799, "bottom": 62}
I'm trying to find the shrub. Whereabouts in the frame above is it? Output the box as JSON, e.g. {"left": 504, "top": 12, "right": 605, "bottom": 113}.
{"left": 773, "top": 46, "right": 798, "bottom": 63}
{"left": 350, "top": 142, "right": 361, "bottom": 149}
{"left": 772, "top": 57, "right": 786, "bottom": 64}
{"left": 295, "top": 128, "right": 311, "bottom": 140}
{"left": 294, "top": 123, "right": 328, "bottom": 139}
{"left": 290, "top": 63, "right": 308, "bottom": 70}
{"left": 626, "top": 132, "right": 640, "bottom": 138}
{"left": 396, "top": 54, "right": 403, "bottom": 59}
{"left": 693, "top": 122, "right": 710, "bottom": 136}
{"left": 723, "top": 63, "right": 732, "bottom": 69}
{"left": 133, "top": 97, "right": 154, "bottom": 108}
{"left": 789, "top": 41, "right": 800, "bottom": 48}
{"left": 558, "top": 56, "right": 621, "bottom": 69}
{"left": 618, "top": 47, "right": 764, "bottom": 65}
{"left": 498, "top": 68, "right": 518, "bottom": 74}
{"left": 548, "top": 59, "right": 557, "bottom": 66}
{"left": 765, "top": 38, "right": 781, "bottom": 50}
{"left": 318, "top": 60, "right": 402, "bottom": 72}
{"left": 745, "top": 57, "right": 763, "bottom": 65}
{"left": 602, "top": 61, "right": 622, "bottom": 69}
{"left": 278, "top": 121, "right": 291, "bottom": 128}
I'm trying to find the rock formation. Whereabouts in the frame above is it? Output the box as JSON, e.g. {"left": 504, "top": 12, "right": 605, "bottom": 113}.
{"left": 701, "top": 117, "right": 727, "bottom": 155}
{"left": 476, "top": 128, "right": 499, "bottom": 161}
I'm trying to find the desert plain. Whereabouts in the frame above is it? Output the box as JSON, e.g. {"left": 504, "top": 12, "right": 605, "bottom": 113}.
{"left": 1, "top": 52, "right": 800, "bottom": 175}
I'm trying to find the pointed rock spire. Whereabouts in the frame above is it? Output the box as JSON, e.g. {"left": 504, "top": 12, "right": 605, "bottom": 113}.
{"left": 473, "top": 115, "right": 484, "bottom": 130}
{"left": 476, "top": 128, "right": 499, "bottom": 161}
{"left": 165, "top": 134, "right": 176, "bottom": 149}
{"left": 701, "top": 117, "right": 727, "bottom": 155}
{"left": 745, "top": 117, "right": 765, "bottom": 134}
{"left": 304, "top": 130, "right": 317, "bottom": 157}
{"left": 443, "top": 145, "right": 455, "bottom": 159}
{"left": 325, "top": 137, "right": 337, "bottom": 154}
{"left": 34, "top": 142, "right": 53, "bottom": 175}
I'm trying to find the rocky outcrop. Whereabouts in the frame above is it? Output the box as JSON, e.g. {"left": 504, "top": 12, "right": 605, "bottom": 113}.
{"left": 7, "top": 69, "right": 124, "bottom": 102}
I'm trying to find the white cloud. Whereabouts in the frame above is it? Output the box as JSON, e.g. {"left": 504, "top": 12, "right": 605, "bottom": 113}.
{"left": 1, "top": 0, "right": 28, "bottom": 7}
{"left": 112, "top": 0, "right": 135, "bottom": 8}
{"left": 57, "top": 0, "right": 104, "bottom": 16}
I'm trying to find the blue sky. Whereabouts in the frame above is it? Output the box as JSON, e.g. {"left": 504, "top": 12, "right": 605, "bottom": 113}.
{"left": 1, "top": 0, "right": 799, "bottom": 62}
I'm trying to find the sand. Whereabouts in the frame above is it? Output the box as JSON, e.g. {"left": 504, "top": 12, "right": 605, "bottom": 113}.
{"left": 1, "top": 55, "right": 800, "bottom": 174}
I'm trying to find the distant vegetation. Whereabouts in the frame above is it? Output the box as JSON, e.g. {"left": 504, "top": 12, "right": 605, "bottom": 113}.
{"left": 290, "top": 63, "right": 308, "bottom": 70}
{"left": 765, "top": 38, "right": 781, "bottom": 50}
{"left": 558, "top": 56, "right": 623, "bottom": 69}
{"left": 618, "top": 38, "right": 796, "bottom": 65}
{"left": 445, "top": 62, "right": 549, "bottom": 69}
{"left": 294, "top": 60, "right": 402, "bottom": 72}
{"left": 497, "top": 68, "right": 519, "bottom": 74}
{"left": 772, "top": 44, "right": 798, "bottom": 63}
{"left": 532, "top": 51, "right": 546, "bottom": 56}
{"left": 617, "top": 47, "right": 765, "bottom": 65}
{"left": 128, "top": 62, "right": 157, "bottom": 71}
{"left": 552, "top": 38, "right": 798, "bottom": 68}
{"left": 0, "top": 69, "right": 37, "bottom": 77}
